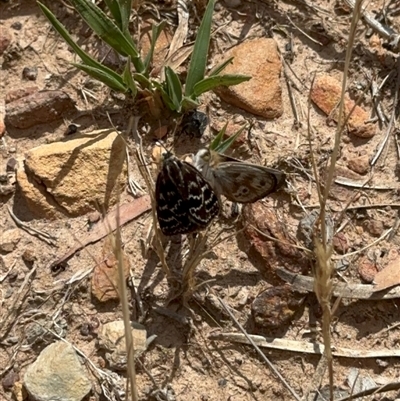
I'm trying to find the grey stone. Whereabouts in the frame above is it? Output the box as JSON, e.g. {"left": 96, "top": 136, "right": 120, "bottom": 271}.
{"left": 24, "top": 341, "right": 91, "bottom": 401}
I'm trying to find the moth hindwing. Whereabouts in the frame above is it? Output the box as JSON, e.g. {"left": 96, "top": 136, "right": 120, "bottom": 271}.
{"left": 193, "top": 149, "right": 285, "bottom": 203}
{"left": 155, "top": 152, "right": 220, "bottom": 236}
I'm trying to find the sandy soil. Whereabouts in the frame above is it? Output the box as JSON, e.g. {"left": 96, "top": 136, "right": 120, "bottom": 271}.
{"left": 1, "top": 0, "right": 400, "bottom": 400}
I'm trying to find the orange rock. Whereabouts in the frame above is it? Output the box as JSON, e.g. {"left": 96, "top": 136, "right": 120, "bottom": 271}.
{"left": 311, "top": 75, "right": 375, "bottom": 138}
{"left": 214, "top": 38, "right": 283, "bottom": 119}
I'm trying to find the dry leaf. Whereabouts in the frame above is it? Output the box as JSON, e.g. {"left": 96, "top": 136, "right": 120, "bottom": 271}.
{"left": 50, "top": 195, "right": 151, "bottom": 269}
{"left": 373, "top": 252, "right": 400, "bottom": 292}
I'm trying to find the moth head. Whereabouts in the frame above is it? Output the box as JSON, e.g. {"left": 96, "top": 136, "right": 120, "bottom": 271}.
{"left": 192, "top": 148, "right": 211, "bottom": 169}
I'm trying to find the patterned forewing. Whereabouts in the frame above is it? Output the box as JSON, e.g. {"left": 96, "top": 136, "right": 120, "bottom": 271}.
{"left": 156, "top": 156, "right": 219, "bottom": 236}
{"left": 214, "top": 163, "right": 285, "bottom": 203}
{"left": 180, "top": 163, "right": 220, "bottom": 226}
{"left": 156, "top": 161, "right": 196, "bottom": 235}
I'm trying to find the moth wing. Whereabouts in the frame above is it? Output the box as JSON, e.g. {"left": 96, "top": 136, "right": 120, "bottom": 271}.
{"left": 213, "top": 162, "right": 285, "bottom": 203}
{"left": 179, "top": 162, "right": 220, "bottom": 227}
{"left": 156, "top": 165, "right": 197, "bottom": 236}
{"left": 156, "top": 159, "right": 219, "bottom": 236}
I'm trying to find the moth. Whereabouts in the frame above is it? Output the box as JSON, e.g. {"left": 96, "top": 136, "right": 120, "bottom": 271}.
{"left": 155, "top": 151, "right": 220, "bottom": 236}
{"left": 192, "top": 149, "right": 285, "bottom": 203}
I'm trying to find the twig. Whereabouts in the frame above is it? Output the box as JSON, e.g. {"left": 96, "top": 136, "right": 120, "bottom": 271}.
{"left": 336, "top": 382, "right": 400, "bottom": 401}
{"left": 368, "top": 73, "right": 390, "bottom": 126}
{"left": 337, "top": 227, "right": 392, "bottom": 258}
{"left": 0, "top": 266, "right": 37, "bottom": 340}
{"left": 8, "top": 207, "right": 57, "bottom": 246}
{"left": 371, "top": 57, "right": 400, "bottom": 166}
{"left": 345, "top": 203, "right": 400, "bottom": 210}
{"left": 287, "top": 16, "right": 323, "bottom": 46}
{"left": 287, "top": 78, "right": 301, "bottom": 129}
{"left": 113, "top": 214, "right": 138, "bottom": 401}
{"left": 0, "top": 259, "right": 17, "bottom": 283}
{"left": 214, "top": 293, "right": 302, "bottom": 401}
{"left": 343, "top": 0, "right": 400, "bottom": 50}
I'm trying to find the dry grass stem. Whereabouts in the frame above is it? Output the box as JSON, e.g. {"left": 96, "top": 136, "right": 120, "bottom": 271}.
{"left": 112, "top": 218, "right": 138, "bottom": 401}
{"left": 304, "top": 2, "right": 364, "bottom": 398}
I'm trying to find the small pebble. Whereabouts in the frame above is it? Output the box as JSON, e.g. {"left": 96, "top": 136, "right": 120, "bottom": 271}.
{"left": 2, "top": 370, "right": 19, "bottom": 390}
{"left": 22, "top": 248, "right": 37, "bottom": 265}
{"left": 6, "top": 157, "right": 18, "bottom": 172}
{"left": 87, "top": 211, "right": 101, "bottom": 224}
{"left": 358, "top": 259, "right": 378, "bottom": 283}
{"left": 364, "top": 219, "right": 384, "bottom": 237}
{"left": 332, "top": 233, "right": 349, "bottom": 254}
{"left": 65, "top": 123, "right": 79, "bottom": 135}
{"left": 376, "top": 359, "right": 389, "bottom": 368}
{"left": 11, "top": 21, "right": 22, "bottom": 30}
{"left": 22, "top": 66, "right": 38, "bottom": 81}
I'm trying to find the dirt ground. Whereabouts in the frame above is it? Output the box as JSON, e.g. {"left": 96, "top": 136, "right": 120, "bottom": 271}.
{"left": 1, "top": 0, "right": 400, "bottom": 400}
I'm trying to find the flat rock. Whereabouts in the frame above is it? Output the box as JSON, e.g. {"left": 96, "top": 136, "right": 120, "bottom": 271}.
{"left": 91, "top": 237, "right": 131, "bottom": 302}
{"left": 5, "top": 90, "right": 76, "bottom": 129}
{"left": 23, "top": 341, "right": 91, "bottom": 401}
{"left": 16, "top": 129, "right": 127, "bottom": 218}
{"left": 252, "top": 285, "right": 305, "bottom": 328}
{"left": 243, "top": 202, "right": 309, "bottom": 277}
{"left": 311, "top": 75, "right": 375, "bottom": 138}
{"left": 214, "top": 38, "right": 283, "bottom": 118}
{"left": 98, "top": 320, "right": 148, "bottom": 370}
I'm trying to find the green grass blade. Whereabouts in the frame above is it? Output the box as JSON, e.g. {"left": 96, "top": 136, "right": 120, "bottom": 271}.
{"left": 144, "top": 21, "right": 167, "bottom": 74}
{"left": 38, "top": 2, "right": 104, "bottom": 67}
{"left": 153, "top": 81, "right": 177, "bottom": 111}
{"left": 122, "top": 58, "right": 137, "bottom": 96}
{"left": 181, "top": 96, "right": 200, "bottom": 111}
{"left": 209, "top": 122, "right": 228, "bottom": 150}
{"left": 39, "top": 1, "right": 129, "bottom": 83}
{"left": 133, "top": 73, "right": 152, "bottom": 90}
{"left": 118, "top": 0, "right": 132, "bottom": 33}
{"left": 209, "top": 57, "right": 234, "bottom": 76}
{"left": 215, "top": 124, "right": 248, "bottom": 154}
{"left": 165, "top": 66, "right": 183, "bottom": 112}
{"left": 184, "top": 0, "right": 215, "bottom": 97}
{"left": 103, "top": 0, "right": 122, "bottom": 26}
{"left": 68, "top": 0, "right": 140, "bottom": 60}
{"left": 73, "top": 63, "right": 128, "bottom": 92}
{"left": 193, "top": 74, "right": 251, "bottom": 96}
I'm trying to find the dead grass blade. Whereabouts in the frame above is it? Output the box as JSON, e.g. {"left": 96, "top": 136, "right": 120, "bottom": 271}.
{"left": 111, "top": 204, "right": 138, "bottom": 401}
{"left": 208, "top": 332, "right": 400, "bottom": 359}
{"left": 276, "top": 266, "right": 400, "bottom": 300}
{"left": 335, "top": 381, "right": 400, "bottom": 401}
